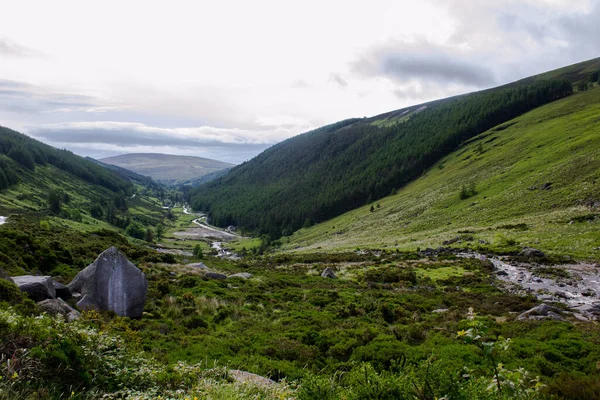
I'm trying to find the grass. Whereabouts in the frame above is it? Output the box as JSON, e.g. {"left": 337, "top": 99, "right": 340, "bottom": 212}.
{"left": 282, "top": 88, "right": 600, "bottom": 260}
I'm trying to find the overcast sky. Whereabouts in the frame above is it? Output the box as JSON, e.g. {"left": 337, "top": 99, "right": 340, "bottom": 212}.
{"left": 1, "top": 0, "right": 599, "bottom": 163}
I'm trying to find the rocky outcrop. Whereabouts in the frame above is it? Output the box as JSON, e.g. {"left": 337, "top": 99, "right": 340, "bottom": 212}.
{"left": 68, "top": 247, "right": 148, "bottom": 318}
{"left": 13, "top": 275, "right": 56, "bottom": 302}
{"left": 321, "top": 267, "right": 337, "bottom": 279}
{"left": 53, "top": 281, "right": 72, "bottom": 300}
{"left": 516, "top": 303, "right": 565, "bottom": 321}
{"left": 38, "top": 298, "right": 81, "bottom": 322}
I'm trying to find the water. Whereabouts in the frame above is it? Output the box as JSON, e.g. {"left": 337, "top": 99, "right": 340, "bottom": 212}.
{"left": 0, "top": 216, "right": 7, "bottom": 225}
{"left": 459, "top": 252, "right": 600, "bottom": 320}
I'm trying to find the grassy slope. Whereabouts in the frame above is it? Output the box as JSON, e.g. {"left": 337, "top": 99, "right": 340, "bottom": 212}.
{"left": 282, "top": 88, "right": 600, "bottom": 259}
{"left": 100, "top": 153, "right": 234, "bottom": 183}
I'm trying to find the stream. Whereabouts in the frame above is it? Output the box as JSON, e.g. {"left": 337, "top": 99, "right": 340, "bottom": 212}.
{"left": 180, "top": 206, "right": 239, "bottom": 258}
{"left": 460, "top": 252, "right": 600, "bottom": 320}
{"left": 0, "top": 216, "right": 7, "bottom": 225}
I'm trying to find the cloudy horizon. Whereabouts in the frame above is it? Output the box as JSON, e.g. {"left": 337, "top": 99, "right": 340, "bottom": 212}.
{"left": 1, "top": 0, "right": 599, "bottom": 164}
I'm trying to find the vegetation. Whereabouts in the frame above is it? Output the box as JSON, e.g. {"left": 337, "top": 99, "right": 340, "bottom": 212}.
{"left": 192, "top": 77, "right": 574, "bottom": 239}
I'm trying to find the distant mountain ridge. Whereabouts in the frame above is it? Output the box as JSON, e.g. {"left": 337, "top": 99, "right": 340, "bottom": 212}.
{"left": 99, "top": 153, "right": 234, "bottom": 185}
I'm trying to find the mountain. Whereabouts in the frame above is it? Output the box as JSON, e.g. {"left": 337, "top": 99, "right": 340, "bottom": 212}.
{"left": 99, "top": 153, "right": 234, "bottom": 185}
{"left": 191, "top": 57, "right": 600, "bottom": 238}
{"left": 283, "top": 87, "right": 600, "bottom": 258}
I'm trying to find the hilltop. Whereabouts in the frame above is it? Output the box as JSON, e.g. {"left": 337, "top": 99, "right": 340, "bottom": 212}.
{"left": 100, "top": 153, "right": 234, "bottom": 185}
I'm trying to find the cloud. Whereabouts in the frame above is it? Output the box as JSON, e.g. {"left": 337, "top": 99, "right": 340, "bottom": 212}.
{"left": 352, "top": 39, "right": 495, "bottom": 87}
{"left": 25, "top": 120, "right": 314, "bottom": 163}
{"left": 0, "top": 37, "right": 43, "bottom": 58}
{"left": 329, "top": 73, "right": 349, "bottom": 88}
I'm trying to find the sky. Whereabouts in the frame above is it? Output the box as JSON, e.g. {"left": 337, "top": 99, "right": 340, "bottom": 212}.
{"left": 0, "top": 0, "right": 599, "bottom": 164}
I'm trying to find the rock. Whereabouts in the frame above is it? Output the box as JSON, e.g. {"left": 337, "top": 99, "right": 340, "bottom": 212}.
{"left": 228, "top": 272, "right": 253, "bottom": 279}
{"left": 555, "top": 291, "right": 573, "bottom": 299}
{"left": 442, "top": 237, "right": 460, "bottom": 245}
{"left": 516, "top": 304, "right": 565, "bottom": 321}
{"left": 541, "top": 182, "right": 553, "bottom": 190}
{"left": 187, "top": 262, "right": 209, "bottom": 270}
{"left": 204, "top": 272, "right": 227, "bottom": 280}
{"left": 37, "top": 298, "right": 80, "bottom": 321}
{"left": 321, "top": 267, "right": 337, "bottom": 279}
{"left": 228, "top": 369, "right": 275, "bottom": 388}
{"left": 0, "top": 268, "right": 13, "bottom": 283}
{"left": 496, "top": 270, "right": 509, "bottom": 276}
{"left": 518, "top": 248, "right": 545, "bottom": 258}
{"left": 432, "top": 308, "right": 449, "bottom": 313}
{"left": 53, "top": 281, "right": 72, "bottom": 300}
{"left": 13, "top": 275, "right": 56, "bottom": 302}
{"left": 76, "top": 294, "right": 99, "bottom": 311}
{"left": 68, "top": 247, "right": 148, "bottom": 318}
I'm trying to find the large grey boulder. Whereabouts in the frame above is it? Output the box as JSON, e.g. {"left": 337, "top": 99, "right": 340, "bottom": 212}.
{"left": 68, "top": 247, "right": 148, "bottom": 318}
{"left": 518, "top": 248, "right": 545, "bottom": 258}
{"left": 13, "top": 275, "right": 56, "bottom": 302}
{"left": 204, "top": 271, "right": 227, "bottom": 281}
{"left": 228, "top": 272, "right": 253, "bottom": 279}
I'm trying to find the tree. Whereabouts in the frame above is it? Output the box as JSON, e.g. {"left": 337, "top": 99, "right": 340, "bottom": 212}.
{"left": 48, "top": 190, "right": 62, "bottom": 215}
{"left": 193, "top": 244, "right": 203, "bottom": 259}
{"left": 370, "top": 205, "right": 375, "bottom": 212}
{"left": 144, "top": 228, "right": 154, "bottom": 243}
{"left": 7, "top": 146, "right": 35, "bottom": 170}
{"left": 156, "top": 224, "right": 164, "bottom": 240}
{"left": 590, "top": 71, "right": 599, "bottom": 84}
{"left": 125, "top": 222, "right": 145, "bottom": 240}
{"left": 0, "top": 169, "right": 8, "bottom": 190}
{"left": 90, "top": 204, "right": 103, "bottom": 219}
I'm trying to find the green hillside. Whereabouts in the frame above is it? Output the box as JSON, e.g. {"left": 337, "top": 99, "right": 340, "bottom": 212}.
{"left": 100, "top": 153, "right": 234, "bottom": 185}
{"left": 282, "top": 87, "right": 600, "bottom": 259}
{"left": 191, "top": 58, "right": 600, "bottom": 238}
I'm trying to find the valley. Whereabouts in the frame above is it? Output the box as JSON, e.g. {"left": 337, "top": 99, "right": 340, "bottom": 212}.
{"left": 1, "top": 59, "right": 600, "bottom": 400}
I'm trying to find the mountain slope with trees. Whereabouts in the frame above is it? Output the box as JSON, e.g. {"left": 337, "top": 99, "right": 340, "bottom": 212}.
{"left": 191, "top": 58, "right": 600, "bottom": 238}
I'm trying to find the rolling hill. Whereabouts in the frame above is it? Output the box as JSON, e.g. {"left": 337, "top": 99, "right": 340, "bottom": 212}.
{"left": 191, "top": 58, "right": 600, "bottom": 238}
{"left": 99, "top": 153, "right": 234, "bottom": 185}
{"left": 281, "top": 87, "right": 600, "bottom": 258}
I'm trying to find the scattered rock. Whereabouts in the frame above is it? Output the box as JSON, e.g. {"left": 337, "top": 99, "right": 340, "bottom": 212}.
{"left": 555, "top": 291, "right": 573, "bottom": 299}
{"left": 204, "top": 272, "right": 227, "bottom": 280}
{"left": 432, "top": 308, "right": 449, "bottom": 313}
{"left": 516, "top": 304, "right": 565, "bottom": 321}
{"left": 53, "top": 281, "right": 72, "bottom": 300}
{"left": 13, "top": 275, "right": 56, "bottom": 302}
{"left": 187, "top": 262, "right": 209, "bottom": 270}
{"left": 228, "top": 272, "right": 253, "bottom": 279}
{"left": 68, "top": 247, "right": 148, "bottom": 318}
{"left": 321, "top": 267, "right": 337, "bottom": 279}
{"left": 442, "top": 237, "right": 460, "bottom": 245}
{"left": 518, "top": 248, "right": 545, "bottom": 258}
{"left": 496, "top": 270, "right": 509, "bottom": 276}
{"left": 228, "top": 370, "right": 275, "bottom": 388}
{"left": 37, "top": 298, "right": 80, "bottom": 321}
{"left": 0, "top": 268, "right": 13, "bottom": 283}
{"left": 540, "top": 182, "right": 553, "bottom": 190}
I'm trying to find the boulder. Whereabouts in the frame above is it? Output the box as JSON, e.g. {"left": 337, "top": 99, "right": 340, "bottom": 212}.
{"left": 0, "top": 268, "right": 13, "bottom": 283}
{"left": 321, "top": 267, "right": 337, "bottom": 279}
{"left": 516, "top": 304, "right": 565, "bottom": 321}
{"left": 13, "top": 275, "right": 56, "bottom": 302}
{"left": 37, "top": 298, "right": 81, "bottom": 321}
{"left": 204, "top": 271, "right": 227, "bottom": 280}
{"left": 187, "top": 262, "right": 209, "bottom": 270}
{"left": 53, "top": 281, "right": 72, "bottom": 300}
{"left": 518, "top": 248, "right": 545, "bottom": 258}
{"left": 228, "top": 272, "right": 253, "bottom": 279}
{"left": 68, "top": 247, "right": 148, "bottom": 318}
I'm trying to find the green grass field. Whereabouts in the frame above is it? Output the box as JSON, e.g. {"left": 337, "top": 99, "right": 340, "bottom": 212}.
{"left": 282, "top": 88, "right": 600, "bottom": 260}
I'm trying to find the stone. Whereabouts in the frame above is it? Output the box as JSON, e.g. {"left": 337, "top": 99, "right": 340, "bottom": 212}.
{"left": 516, "top": 304, "right": 565, "bottom": 321}
{"left": 496, "top": 270, "right": 509, "bottom": 276}
{"left": 37, "top": 298, "right": 80, "bottom": 321}
{"left": 204, "top": 272, "right": 227, "bottom": 280}
{"left": 518, "top": 248, "right": 546, "bottom": 258}
{"left": 187, "top": 262, "right": 209, "bottom": 270}
{"left": 13, "top": 275, "right": 56, "bottom": 302}
{"left": 53, "top": 281, "right": 72, "bottom": 300}
{"left": 432, "top": 308, "right": 449, "bottom": 313}
{"left": 228, "top": 369, "right": 275, "bottom": 388}
{"left": 321, "top": 267, "right": 337, "bottom": 279}
{"left": 68, "top": 247, "right": 148, "bottom": 318}
{"left": 0, "top": 268, "right": 13, "bottom": 283}
{"left": 228, "top": 272, "right": 253, "bottom": 279}
{"left": 541, "top": 182, "right": 553, "bottom": 190}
